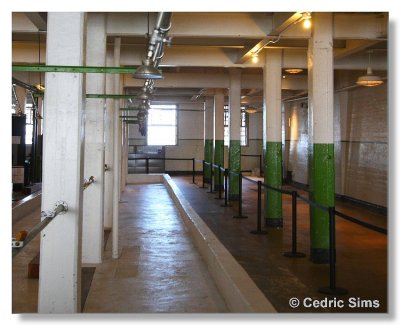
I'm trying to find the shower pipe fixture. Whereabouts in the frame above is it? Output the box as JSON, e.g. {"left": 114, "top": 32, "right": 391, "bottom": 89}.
{"left": 133, "top": 12, "right": 173, "bottom": 136}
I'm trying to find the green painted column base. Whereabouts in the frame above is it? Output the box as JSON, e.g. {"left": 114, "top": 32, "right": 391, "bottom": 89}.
{"left": 213, "top": 139, "right": 224, "bottom": 192}
{"left": 204, "top": 139, "right": 213, "bottom": 184}
{"left": 228, "top": 140, "right": 240, "bottom": 201}
{"left": 264, "top": 141, "right": 283, "bottom": 228}
{"left": 310, "top": 143, "right": 335, "bottom": 264}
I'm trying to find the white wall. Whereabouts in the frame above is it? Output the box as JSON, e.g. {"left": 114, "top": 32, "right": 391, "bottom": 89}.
{"left": 165, "top": 103, "right": 204, "bottom": 171}
{"left": 241, "top": 112, "right": 263, "bottom": 172}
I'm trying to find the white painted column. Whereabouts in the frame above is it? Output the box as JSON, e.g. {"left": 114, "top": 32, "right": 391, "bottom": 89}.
{"left": 263, "top": 49, "right": 283, "bottom": 227}
{"left": 38, "top": 12, "right": 86, "bottom": 313}
{"left": 124, "top": 119, "right": 129, "bottom": 183}
{"left": 82, "top": 13, "right": 106, "bottom": 264}
{"left": 203, "top": 96, "right": 214, "bottom": 183}
{"left": 229, "top": 69, "right": 242, "bottom": 141}
{"left": 112, "top": 37, "right": 121, "bottom": 259}
{"left": 103, "top": 52, "right": 114, "bottom": 229}
{"left": 264, "top": 49, "right": 282, "bottom": 144}
{"left": 307, "top": 13, "right": 335, "bottom": 263}
{"left": 213, "top": 88, "right": 225, "bottom": 189}
{"left": 120, "top": 112, "right": 126, "bottom": 192}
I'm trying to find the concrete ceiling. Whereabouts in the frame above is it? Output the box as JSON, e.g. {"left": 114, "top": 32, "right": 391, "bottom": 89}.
{"left": 12, "top": 12, "right": 388, "bottom": 105}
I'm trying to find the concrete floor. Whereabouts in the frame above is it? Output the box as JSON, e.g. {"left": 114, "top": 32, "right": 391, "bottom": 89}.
{"left": 83, "top": 183, "right": 228, "bottom": 312}
{"left": 173, "top": 175, "right": 387, "bottom": 313}
{"left": 12, "top": 176, "right": 387, "bottom": 313}
{"left": 12, "top": 183, "right": 228, "bottom": 313}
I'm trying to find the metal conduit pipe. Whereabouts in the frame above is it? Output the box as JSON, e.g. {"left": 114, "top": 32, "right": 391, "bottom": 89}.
{"left": 12, "top": 201, "right": 68, "bottom": 258}
{"left": 134, "top": 12, "right": 173, "bottom": 136}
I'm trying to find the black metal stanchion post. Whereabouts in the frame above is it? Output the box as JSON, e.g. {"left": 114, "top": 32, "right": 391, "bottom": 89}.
{"left": 284, "top": 191, "right": 305, "bottom": 257}
{"left": 145, "top": 157, "right": 149, "bottom": 174}
{"left": 221, "top": 169, "right": 232, "bottom": 207}
{"left": 192, "top": 158, "right": 196, "bottom": 184}
{"left": 233, "top": 173, "right": 248, "bottom": 219}
{"left": 251, "top": 181, "right": 267, "bottom": 234}
{"left": 319, "top": 207, "right": 348, "bottom": 295}
{"left": 200, "top": 160, "right": 207, "bottom": 188}
{"left": 207, "top": 163, "right": 215, "bottom": 193}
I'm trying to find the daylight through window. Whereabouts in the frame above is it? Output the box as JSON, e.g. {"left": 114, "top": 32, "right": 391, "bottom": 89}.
{"left": 224, "top": 106, "right": 248, "bottom": 146}
{"left": 147, "top": 104, "right": 177, "bottom": 146}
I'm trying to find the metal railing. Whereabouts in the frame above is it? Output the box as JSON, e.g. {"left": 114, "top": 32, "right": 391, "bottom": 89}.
{"left": 129, "top": 157, "right": 197, "bottom": 184}
{"left": 12, "top": 201, "right": 68, "bottom": 258}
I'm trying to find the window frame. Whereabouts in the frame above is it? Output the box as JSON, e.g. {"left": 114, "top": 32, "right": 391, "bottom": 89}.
{"left": 146, "top": 104, "right": 178, "bottom": 146}
{"left": 224, "top": 105, "right": 249, "bottom": 147}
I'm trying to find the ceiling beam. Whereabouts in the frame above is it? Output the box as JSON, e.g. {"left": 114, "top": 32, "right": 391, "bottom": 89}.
{"left": 24, "top": 13, "right": 47, "bottom": 31}
{"left": 235, "top": 12, "right": 301, "bottom": 64}
{"left": 334, "top": 40, "right": 382, "bottom": 60}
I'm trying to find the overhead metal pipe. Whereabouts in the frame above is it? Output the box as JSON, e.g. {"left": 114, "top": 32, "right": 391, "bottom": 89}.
{"left": 133, "top": 12, "right": 173, "bottom": 135}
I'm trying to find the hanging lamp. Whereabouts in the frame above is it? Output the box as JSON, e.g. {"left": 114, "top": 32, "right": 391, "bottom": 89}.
{"left": 356, "top": 50, "right": 384, "bottom": 87}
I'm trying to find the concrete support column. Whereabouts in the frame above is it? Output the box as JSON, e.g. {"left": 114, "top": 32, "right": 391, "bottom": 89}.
{"left": 112, "top": 38, "right": 121, "bottom": 259}
{"left": 123, "top": 119, "right": 129, "bottom": 184}
{"left": 38, "top": 12, "right": 86, "bottom": 313}
{"left": 82, "top": 13, "right": 106, "bottom": 264}
{"left": 103, "top": 55, "right": 114, "bottom": 229}
{"left": 213, "top": 88, "right": 225, "bottom": 190}
{"left": 120, "top": 118, "right": 124, "bottom": 192}
{"left": 308, "top": 13, "right": 335, "bottom": 264}
{"left": 263, "top": 49, "right": 283, "bottom": 228}
{"left": 204, "top": 96, "right": 214, "bottom": 183}
{"left": 228, "top": 68, "right": 242, "bottom": 200}
{"left": 120, "top": 111, "right": 127, "bottom": 192}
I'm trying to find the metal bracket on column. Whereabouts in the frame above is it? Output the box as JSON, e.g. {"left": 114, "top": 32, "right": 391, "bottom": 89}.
{"left": 41, "top": 201, "right": 69, "bottom": 219}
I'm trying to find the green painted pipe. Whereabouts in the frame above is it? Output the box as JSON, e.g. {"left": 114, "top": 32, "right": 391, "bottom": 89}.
{"left": 12, "top": 64, "right": 137, "bottom": 74}
{"left": 33, "top": 93, "right": 136, "bottom": 100}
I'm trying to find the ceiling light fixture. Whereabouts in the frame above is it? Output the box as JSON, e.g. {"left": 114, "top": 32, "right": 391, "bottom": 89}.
{"left": 356, "top": 50, "right": 384, "bottom": 87}
{"left": 244, "top": 106, "right": 258, "bottom": 114}
{"left": 301, "top": 12, "right": 312, "bottom": 29}
{"left": 285, "top": 68, "right": 303, "bottom": 74}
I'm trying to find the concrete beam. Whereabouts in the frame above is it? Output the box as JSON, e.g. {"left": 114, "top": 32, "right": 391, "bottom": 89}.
{"left": 236, "top": 12, "right": 301, "bottom": 64}
{"left": 334, "top": 40, "right": 383, "bottom": 60}
{"left": 14, "top": 42, "right": 386, "bottom": 70}
{"left": 25, "top": 12, "right": 47, "bottom": 31}
{"left": 106, "top": 12, "right": 272, "bottom": 39}
{"left": 333, "top": 13, "right": 388, "bottom": 39}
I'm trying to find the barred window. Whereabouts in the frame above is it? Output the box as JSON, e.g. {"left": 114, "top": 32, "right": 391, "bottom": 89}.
{"left": 224, "top": 105, "right": 248, "bottom": 146}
